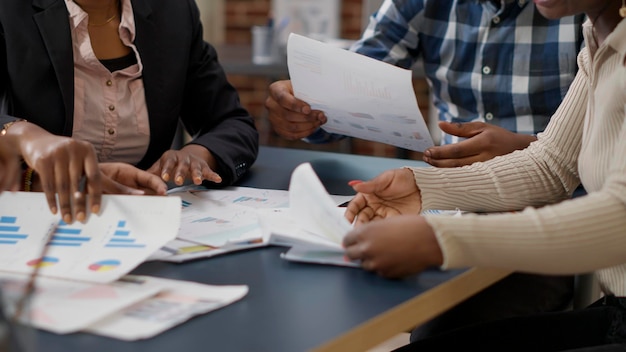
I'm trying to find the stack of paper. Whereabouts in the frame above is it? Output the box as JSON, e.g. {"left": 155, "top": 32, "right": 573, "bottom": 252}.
{"left": 151, "top": 186, "right": 353, "bottom": 263}
{"left": 0, "top": 192, "right": 248, "bottom": 340}
{"left": 259, "top": 163, "right": 360, "bottom": 267}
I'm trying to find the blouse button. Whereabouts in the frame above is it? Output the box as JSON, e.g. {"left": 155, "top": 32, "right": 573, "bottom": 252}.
{"left": 106, "top": 80, "right": 113, "bottom": 86}
{"left": 108, "top": 128, "right": 115, "bottom": 135}
{"left": 485, "top": 112, "right": 494, "bottom": 121}
{"left": 482, "top": 66, "right": 492, "bottom": 75}
{"left": 108, "top": 105, "right": 115, "bottom": 111}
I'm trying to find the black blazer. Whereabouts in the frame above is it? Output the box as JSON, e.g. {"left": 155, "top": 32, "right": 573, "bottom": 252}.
{"left": 0, "top": 0, "right": 258, "bottom": 185}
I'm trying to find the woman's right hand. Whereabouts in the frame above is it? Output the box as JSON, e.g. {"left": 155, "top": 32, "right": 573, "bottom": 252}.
{"left": 344, "top": 168, "right": 423, "bottom": 225}
{"left": 13, "top": 122, "right": 102, "bottom": 223}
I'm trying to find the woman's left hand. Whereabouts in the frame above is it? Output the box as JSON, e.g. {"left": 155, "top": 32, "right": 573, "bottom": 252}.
{"left": 147, "top": 145, "right": 222, "bottom": 186}
{"left": 343, "top": 215, "right": 443, "bottom": 279}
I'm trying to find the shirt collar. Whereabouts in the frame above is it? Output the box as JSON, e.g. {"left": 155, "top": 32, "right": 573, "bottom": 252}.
{"left": 64, "top": 0, "right": 135, "bottom": 42}
{"left": 605, "top": 18, "right": 626, "bottom": 62}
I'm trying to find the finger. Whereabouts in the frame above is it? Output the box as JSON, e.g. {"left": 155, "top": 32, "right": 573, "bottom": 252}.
{"left": 268, "top": 80, "right": 312, "bottom": 115}
{"left": 344, "top": 193, "right": 368, "bottom": 220}
{"left": 101, "top": 176, "right": 146, "bottom": 195}
{"left": 54, "top": 161, "right": 72, "bottom": 223}
{"left": 68, "top": 158, "right": 86, "bottom": 223}
{"left": 134, "top": 172, "right": 168, "bottom": 195}
{"left": 423, "top": 139, "right": 481, "bottom": 162}
{"left": 146, "top": 160, "right": 162, "bottom": 176}
{"left": 37, "top": 161, "right": 58, "bottom": 215}
{"left": 159, "top": 154, "right": 177, "bottom": 182}
{"left": 200, "top": 164, "right": 222, "bottom": 184}
{"left": 83, "top": 152, "right": 102, "bottom": 215}
{"left": 438, "top": 121, "right": 484, "bottom": 139}
{"left": 173, "top": 155, "right": 191, "bottom": 186}
{"left": 354, "top": 206, "right": 376, "bottom": 225}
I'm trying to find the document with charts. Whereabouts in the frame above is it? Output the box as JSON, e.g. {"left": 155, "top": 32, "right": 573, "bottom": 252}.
{"left": 258, "top": 163, "right": 359, "bottom": 267}
{"left": 86, "top": 275, "right": 248, "bottom": 340}
{"left": 148, "top": 186, "right": 354, "bottom": 263}
{"left": 0, "top": 192, "right": 180, "bottom": 283}
{"left": 287, "top": 33, "right": 434, "bottom": 152}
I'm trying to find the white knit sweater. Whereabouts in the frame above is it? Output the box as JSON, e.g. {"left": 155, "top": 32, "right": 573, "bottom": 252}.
{"left": 413, "top": 18, "right": 626, "bottom": 296}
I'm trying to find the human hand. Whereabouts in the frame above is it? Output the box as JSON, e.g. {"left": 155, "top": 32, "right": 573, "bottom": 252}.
{"left": 343, "top": 215, "right": 443, "bottom": 278}
{"left": 0, "top": 136, "right": 22, "bottom": 192}
{"left": 344, "top": 168, "right": 422, "bottom": 225}
{"left": 99, "top": 163, "right": 167, "bottom": 195}
{"left": 147, "top": 144, "right": 222, "bottom": 186}
{"left": 265, "top": 80, "right": 326, "bottom": 140}
{"left": 17, "top": 124, "right": 102, "bottom": 223}
{"left": 423, "top": 121, "right": 537, "bottom": 167}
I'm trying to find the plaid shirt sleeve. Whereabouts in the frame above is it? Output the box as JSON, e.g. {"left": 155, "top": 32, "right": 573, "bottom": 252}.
{"left": 349, "top": 0, "right": 585, "bottom": 145}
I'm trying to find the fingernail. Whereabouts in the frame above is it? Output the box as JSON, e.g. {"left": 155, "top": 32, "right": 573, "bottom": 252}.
{"left": 348, "top": 180, "right": 363, "bottom": 186}
{"left": 76, "top": 212, "right": 85, "bottom": 222}
{"left": 91, "top": 204, "right": 100, "bottom": 214}
{"left": 301, "top": 106, "right": 311, "bottom": 114}
{"left": 162, "top": 173, "right": 170, "bottom": 181}
{"left": 51, "top": 206, "right": 58, "bottom": 215}
{"left": 424, "top": 150, "right": 431, "bottom": 157}
{"left": 175, "top": 176, "right": 184, "bottom": 185}
{"left": 63, "top": 213, "right": 72, "bottom": 224}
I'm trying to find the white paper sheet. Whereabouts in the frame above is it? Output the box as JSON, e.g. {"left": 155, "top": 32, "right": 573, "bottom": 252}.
{"left": 0, "top": 273, "right": 164, "bottom": 334}
{"left": 0, "top": 192, "right": 180, "bottom": 283}
{"left": 260, "top": 163, "right": 359, "bottom": 267}
{"left": 288, "top": 33, "right": 434, "bottom": 151}
{"left": 86, "top": 275, "right": 248, "bottom": 341}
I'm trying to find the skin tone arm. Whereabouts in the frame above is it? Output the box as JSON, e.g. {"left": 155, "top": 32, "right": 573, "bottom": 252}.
{"left": 7, "top": 121, "right": 167, "bottom": 223}
{"left": 265, "top": 81, "right": 538, "bottom": 166}
{"left": 10, "top": 121, "right": 102, "bottom": 223}
{"left": 342, "top": 168, "right": 443, "bottom": 278}
{"left": 75, "top": 0, "right": 223, "bottom": 187}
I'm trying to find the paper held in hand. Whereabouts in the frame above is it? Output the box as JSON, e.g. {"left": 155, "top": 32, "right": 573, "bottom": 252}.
{"left": 259, "top": 162, "right": 359, "bottom": 267}
{"left": 287, "top": 33, "right": 434, "bottom": 152}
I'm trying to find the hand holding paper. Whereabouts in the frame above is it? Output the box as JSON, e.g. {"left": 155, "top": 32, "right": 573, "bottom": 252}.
{"left": 288, "top": 33, "right": 434, "bottom": 152}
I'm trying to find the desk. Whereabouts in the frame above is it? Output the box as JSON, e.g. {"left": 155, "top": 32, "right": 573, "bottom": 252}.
{"left": 36, "top": 147, "right": 509, "bottom": 352}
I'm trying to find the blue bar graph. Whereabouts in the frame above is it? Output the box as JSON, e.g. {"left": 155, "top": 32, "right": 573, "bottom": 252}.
{"left": 0, "top": 216, "right": 27, "bottom": 245}
{"left": 105, "top": 220, "right": 146, "bottom": 249}
{"left": 48, "top": 220, "right": 91, "bottom": 247}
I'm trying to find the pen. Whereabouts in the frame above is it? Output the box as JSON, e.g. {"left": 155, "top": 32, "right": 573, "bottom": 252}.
{"left": 13, "top": 220, "right": 58, "bottom": 321}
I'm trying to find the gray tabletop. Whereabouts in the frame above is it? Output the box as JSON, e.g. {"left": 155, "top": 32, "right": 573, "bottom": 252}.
{"left": 34, "top": 147, "right": 469, "bottom": 352}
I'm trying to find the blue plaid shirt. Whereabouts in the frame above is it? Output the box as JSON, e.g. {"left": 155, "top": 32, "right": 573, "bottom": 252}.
{"left": 305, "top": 0, "right": 585, "bottom": 145}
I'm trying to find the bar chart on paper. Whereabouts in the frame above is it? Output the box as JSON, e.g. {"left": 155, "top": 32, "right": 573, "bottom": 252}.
{"left": 0, "top": 192, "right": 180, "bottom": 283}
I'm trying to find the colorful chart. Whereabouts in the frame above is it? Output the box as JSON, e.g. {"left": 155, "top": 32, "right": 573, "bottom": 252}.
{"left": 27, "top": 256, "right": 59, "bottom": 268}
{"left": 88, "top": 259, "right": 121, "bottom": 272}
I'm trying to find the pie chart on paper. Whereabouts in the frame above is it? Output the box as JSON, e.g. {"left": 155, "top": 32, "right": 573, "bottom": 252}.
{"left": 88, "top": 259, "right": 121, "bottom": 272}
{"left": 27, "top": 256, "right": 59, "bottom": 268}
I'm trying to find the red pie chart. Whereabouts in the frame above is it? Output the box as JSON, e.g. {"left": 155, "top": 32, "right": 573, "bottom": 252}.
{"left": 88, "top": 259, "right": 121, "bottom": 272}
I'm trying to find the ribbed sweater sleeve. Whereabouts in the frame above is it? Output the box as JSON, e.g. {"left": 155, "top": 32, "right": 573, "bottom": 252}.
{"left": 407, "top": 41, "right": 626, "bottom": 295}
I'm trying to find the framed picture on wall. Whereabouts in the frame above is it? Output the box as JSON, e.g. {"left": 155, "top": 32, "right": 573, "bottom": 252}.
{"left": 271, "top": 0, "right": 340, "bottom": 46}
